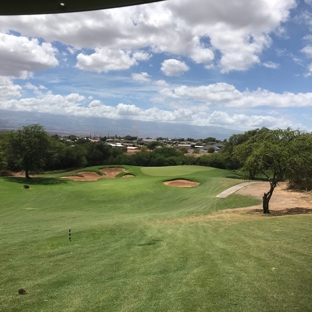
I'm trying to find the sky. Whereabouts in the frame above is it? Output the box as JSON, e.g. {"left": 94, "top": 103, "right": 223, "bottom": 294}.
{"left": 1, "top": 0, "right": 312, "bottom": 134}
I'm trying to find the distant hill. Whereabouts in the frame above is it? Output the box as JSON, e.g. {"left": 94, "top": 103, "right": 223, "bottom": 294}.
{"left": 0, "top": 110, "right": 241, "bottom": 140}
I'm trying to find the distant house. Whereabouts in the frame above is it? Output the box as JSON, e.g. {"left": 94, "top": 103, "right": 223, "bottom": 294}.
{"left": 106, "top": 143, "right": 124, "bottom": 148}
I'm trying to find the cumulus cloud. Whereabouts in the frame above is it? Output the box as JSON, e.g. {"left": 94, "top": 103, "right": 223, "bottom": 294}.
{"left": 132, "top": 72, "right": 150, "bottom": 82}
{"left": 0, "top": 77, "right": 21, "bottom": 99}
{"left": 0, "top": 33, "right": 58, "bottom": 78}
{"left": 76, "top": 48, "right": 150, "bottom": 72}
{"left": 0, "top": 0, "right": 296, "bottom": 73}
{"left": 206, "top": 111, "right": 290, "bottom": 129}
{"left": 0, "top": 90, "right": 291, "bottom": 129}
{"left": 24, "top": 82, "right": 38, "bottom": 91}
{"left": 160, "top": 82, "right": 312, "bottom": 108}
{"left": 155, "top": 80, "right": 169, "bottom": 87}
{"left": 0, "top": 83, "right": 307, "bottom": 131}
{"left": 161, "top": 59, "right": 189, "bottom": 76}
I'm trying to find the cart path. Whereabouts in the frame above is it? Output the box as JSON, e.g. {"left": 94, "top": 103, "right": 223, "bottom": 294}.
{"left": 216, "top": 181, "right": 259, "bottom": 198}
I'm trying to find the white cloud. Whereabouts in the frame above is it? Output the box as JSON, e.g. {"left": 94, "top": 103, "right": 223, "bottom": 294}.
{"left": 132, "top": 51, "right": 151, "bottom": 61}
{"left": 0, "top": 0, "right": 296, "bottom": 73}
{"left": 305, "top": 0, "right": 312, "bottom": 5}
{"left": 132, "top": 72, "right": 150, "bottom": 82}
{"left": 155, "top": 80, "right": 169, "bottom": 87}
{"left": 0, "top": 77, "right": 21, "bottom": 99}
{"left": 24, "top": 82, "right": 38, "bottom": 91}
{"left": 0, "top": 90, "right": 296, "bottom": 130}
{"left": 206, "top": 111, "right": 290, "bottom": 129}
{"left": 301, "top": 45, "right": 312, "bottom": 57}
{"left": 263, "top": 61, "right": 280, "bottom": 68}
{"left": 303, "top": 34, "right": 312, "bottom": 41}
{"left": 304, "top": 63, "right": 312, "bottom": 77}
{"left": 160, "top": 82, "right": 312, "bottom": 108}
{"left": 161, "top": 59, "right": 189, "bottom": 76}
{"left": 0, "top": 33, "right": 58, "bottom": 78}
{"left": 67, "top": 47, "right": 77, "bottom": 55}
{"left": 76, "top": 48, "right": 149, "bottom": 72}
{"left": 65, "top": 93, "right": 85, "bottom": 102}
{"left": 294, "top": 10, "right": 312, "bottom": 29}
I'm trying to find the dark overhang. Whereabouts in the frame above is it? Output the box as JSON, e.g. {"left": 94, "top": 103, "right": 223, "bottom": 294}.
{"left": 0, "top": 0, "right": 164, "bottom": 15}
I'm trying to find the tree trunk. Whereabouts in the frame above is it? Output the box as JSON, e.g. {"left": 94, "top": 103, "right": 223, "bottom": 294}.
{"left": 25, "top": 168, "right": 31, "bottom": 179}
{"left": 262, "top": 193, "right": 270, "bottom": 214}
{"left": 262, "top": 181, "right": 277, "bottom": 214}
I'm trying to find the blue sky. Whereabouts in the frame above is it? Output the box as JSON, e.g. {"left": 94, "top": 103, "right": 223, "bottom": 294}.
{"left": 1, "top": 0, "right": 312, "bottom": 133}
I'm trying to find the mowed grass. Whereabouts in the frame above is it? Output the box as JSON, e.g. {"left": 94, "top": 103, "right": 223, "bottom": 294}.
{"left": 0, "top": 166, "right": 311, "bottom": 312}
{"left": 141, "top": 165, "right": 214, "bottom": 176}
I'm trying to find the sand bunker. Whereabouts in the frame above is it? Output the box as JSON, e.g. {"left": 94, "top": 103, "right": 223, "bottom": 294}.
{"left": 100, "top": 168, "right": 125, "bottom": 177}
{"left": 122, "top": 174, "right": 134, "bottom": 178}
{"left": 163, "top": 179, "right": 199, "bottom": 188}
{"left": 63, "top": 168, "right": 125, "bottom": 181}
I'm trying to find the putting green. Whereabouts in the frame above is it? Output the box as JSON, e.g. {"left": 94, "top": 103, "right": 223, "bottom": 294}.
{"left": 141, "top": 165, "right": 214, "bottom": 176}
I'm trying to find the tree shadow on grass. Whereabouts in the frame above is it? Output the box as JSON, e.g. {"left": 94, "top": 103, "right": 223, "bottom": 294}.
{"left": 3, "top": 176, "right": 69, "bottom": 185}
{"left": 251, "top": 207, "right": 312, "bottom": 216}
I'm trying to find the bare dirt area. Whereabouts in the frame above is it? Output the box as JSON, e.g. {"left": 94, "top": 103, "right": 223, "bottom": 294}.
{"left": 63, "top": 168, "right": 126, "bottom": 181}
{"left": 233, "top": 182, "right": 312, "bottom": 216}
{"left": 9, "top": 171, "right": 34, "bottom": 178}
{"left": 163, "top": 179, "right": 199, "bottom": 188}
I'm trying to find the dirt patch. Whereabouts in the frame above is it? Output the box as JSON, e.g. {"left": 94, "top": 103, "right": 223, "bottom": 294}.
{"left": 232, "top": 182, "right": 312, "bottom": 215}
{"left": 10, "top": 171, "right": 34, "bottom": 178}
{"left": 63, "top": 168, "right": 125, "bottom": 181}
{"left": 163, "top": 179, "right": 199, "bottom": 188}
{"left": 122, "top": 174, "right": 134, "bottom": 178}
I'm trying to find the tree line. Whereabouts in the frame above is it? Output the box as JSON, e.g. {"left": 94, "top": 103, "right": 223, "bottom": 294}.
{"left": 1, "top": 124, "right": 311, "bottom": 213}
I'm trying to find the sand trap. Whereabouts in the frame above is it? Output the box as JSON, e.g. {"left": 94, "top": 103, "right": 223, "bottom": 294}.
{"left": 122, "top": 174, "right": 134, "bottom": 178}
{"left": 100, "top": 168, "right": 125, "bottom": 177}
{"left": 163, "top": 179, "right": 199, "bottom": 188}
{"left": 63, "top": 168, "right": 125, "bottom": 181}
{"left": 63, "top": 171, "right": 103, "bottom": 181}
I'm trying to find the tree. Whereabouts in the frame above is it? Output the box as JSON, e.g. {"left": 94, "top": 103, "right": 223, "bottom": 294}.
{"left": 0, "top": 133, "right": 8, "bottom": 173}
{"left": 5, "top": 124, "right": 51, "bottom": 179}
{"left": 203, "top": 137, "right": 217, "bottom": 143}
{"left": 147, "top": 141, "right": 161, "bottom": 150}
{"left": 219, "top": 128, "right": 269, "bottom": 171}
{"left": 286, "top": 132, "right": 312, "bottom": 191}
{"left": 233, "top": 128, "right": 301, "bottom": 214}
{"left": 179, "top": 146, "right": 188, "bottom": 154}
{"left": 207, "top": 147, "right": 215, "bottom": 153}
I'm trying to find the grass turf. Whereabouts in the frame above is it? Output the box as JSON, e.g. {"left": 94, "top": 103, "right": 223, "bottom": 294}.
{"left": 0, "top": 165, "right": 311, "bottom": 312}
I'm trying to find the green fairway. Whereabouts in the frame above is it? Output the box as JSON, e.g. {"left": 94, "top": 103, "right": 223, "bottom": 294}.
{"left": 1, "top": 166, "right": 311, "bottom": 312}
{"left": 141, "top": 165, "right": 214, "bottom": 176}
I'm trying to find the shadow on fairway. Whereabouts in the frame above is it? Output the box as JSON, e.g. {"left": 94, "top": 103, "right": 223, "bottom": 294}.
{"left": 3, "top": 176, "right": 68, "bottom": 185}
